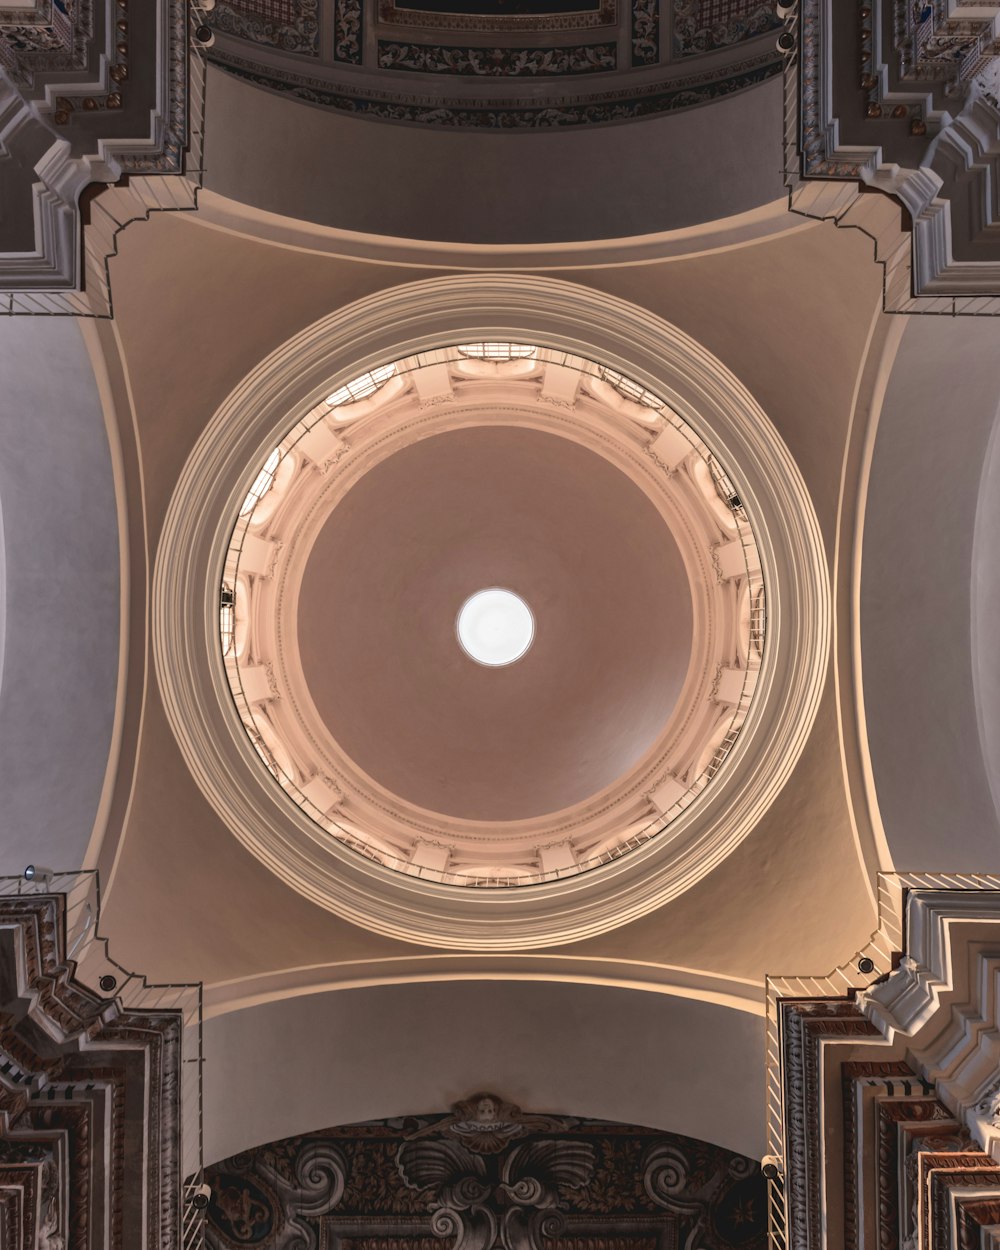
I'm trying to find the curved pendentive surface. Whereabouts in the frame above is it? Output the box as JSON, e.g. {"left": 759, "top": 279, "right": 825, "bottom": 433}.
{"left": 0, "top": 319, "right": 119, "bottom": 875}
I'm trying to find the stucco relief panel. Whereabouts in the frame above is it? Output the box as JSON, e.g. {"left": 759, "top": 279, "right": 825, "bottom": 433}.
{"left": 211, "top": 0, "right": 319, "bottom": 53}
{"left": 206, "top": 1096, "right": 767, "bottom": 1250}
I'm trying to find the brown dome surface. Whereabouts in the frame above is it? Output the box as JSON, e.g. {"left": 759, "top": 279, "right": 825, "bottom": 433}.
{"left": 296, "top": 425, "right": 693, "bottom": 822}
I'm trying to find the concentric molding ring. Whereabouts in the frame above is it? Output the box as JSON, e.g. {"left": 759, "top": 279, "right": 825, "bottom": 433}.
{"left": 153, "top": 274, "right": 830, "bottom": 950}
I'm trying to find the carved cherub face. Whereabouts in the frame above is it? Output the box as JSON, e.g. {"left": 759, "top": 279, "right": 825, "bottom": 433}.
{"left": 476, "top": 1097, "right": 499, "bottom": 1122}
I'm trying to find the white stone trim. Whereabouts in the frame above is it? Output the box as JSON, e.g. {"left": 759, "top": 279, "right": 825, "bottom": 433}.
{"left": 153, "top": 274, "right": 830, "bottom": 950}
{"left": 203, "top": 955, "right": 767, "bottom": 1019}
{"left": 862, "top": 884, "right": 1000, "bottom": 1161}
{"left": 192, "top": 190, "right": 813, "bottom": 271}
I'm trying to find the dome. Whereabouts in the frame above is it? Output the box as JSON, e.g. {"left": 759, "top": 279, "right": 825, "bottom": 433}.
{"left": 154, "top": 275, "right": 827, "bottom": 945}
{"left": 220, "top": 342, "right": 763, "bottom": 885}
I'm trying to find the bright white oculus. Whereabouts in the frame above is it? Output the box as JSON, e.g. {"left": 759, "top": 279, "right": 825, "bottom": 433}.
{"left": 456, "top": 588, "right": 535, "bottom": 667}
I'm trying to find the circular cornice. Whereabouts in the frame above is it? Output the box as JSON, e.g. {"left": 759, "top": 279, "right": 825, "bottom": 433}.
{"left": 153, "top": 274, "right": 830, "bottom": 949}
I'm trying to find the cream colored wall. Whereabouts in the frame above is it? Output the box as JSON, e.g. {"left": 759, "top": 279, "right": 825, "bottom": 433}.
{"left": 974, "top": 404, "right": 1000, "bottom": 826}
{"left": 203, "top": 981, "right": 766, "bottom": 1164}
{"left": 863, "top": 316, "right": 1000, "bottom": 868}
{"left": 0, "top": 318, "right": 119, "bottom": 876}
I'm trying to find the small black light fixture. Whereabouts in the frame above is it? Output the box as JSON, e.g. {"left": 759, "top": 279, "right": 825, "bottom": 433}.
{"left": 858, "top": 956, "right": 875, "bottom": 975}
{"left": 188, "top": 1183, "right": 212, "bottom": 1211}
{"left": 761, "top": 1156, "right": 782, "bottom": 1181}
{"left": 193, "top": 23, "right": 214, "bottom": 44}
{"left": 777, "top": 30, "right": 796, "bottom": 52}
{"left": 99, "top": 974, "right": 117, "bottom": 993}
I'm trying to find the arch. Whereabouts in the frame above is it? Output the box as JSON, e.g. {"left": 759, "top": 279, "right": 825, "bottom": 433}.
{"left": 0, "top": 319, "right": 120, "bottom": 875}
{"left": 202, "top": 978, "right": 766, "bottom": 1165}
{"left": 862, "top": 315, "right": 1000, "bottom": 868}
{"left": 973, "top": 393, "right": 1000, "bottom": 826}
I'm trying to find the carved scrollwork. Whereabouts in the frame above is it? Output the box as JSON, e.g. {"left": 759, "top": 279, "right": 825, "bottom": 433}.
{"left": 642, "top": 1144, "right": 689, "bottom": 1203}
{"left": 397, "top": 1097, "right": 596, "bottom": 1250}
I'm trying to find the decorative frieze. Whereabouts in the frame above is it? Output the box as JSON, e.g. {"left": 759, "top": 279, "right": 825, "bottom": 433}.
{"left": 377, "top": 40, "right": 616, "bottom": 75}
{"left": 631, "top": 0, "right": 658, "bottom": 65}
{"left": 211, "top": 0, "right": 319, "bottom": 54}
{"left": 673, "top": 0, "right": 780, "bottom": 57}
{"left": 334, "top": 0, "right": 363, "bottom": 62}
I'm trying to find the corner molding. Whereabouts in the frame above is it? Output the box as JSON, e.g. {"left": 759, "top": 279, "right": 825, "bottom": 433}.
{"left": 783, "top": 0, "right": 1000, "bottom": 313}
{"left": 768, "top": 873, "right": 1000, "bottom": 1247}
{"left": 0, "top": 0, "right": 208, "bottom": 314}
{"left": 0, "top": 871, "right": 203, "bottom": 1248}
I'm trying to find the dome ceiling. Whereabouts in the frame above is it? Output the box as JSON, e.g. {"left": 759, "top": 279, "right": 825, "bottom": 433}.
{"left": 153, "top": 274, "right": 830, "bottom": 945}
{"left": 221, "top": 343, "right": 765, "bottom": 886}
{"left": 297, "top": 424, "right": 693, "bottom": 822}
{"left": 205, "top": 0, "right": 782, "bottom": 127}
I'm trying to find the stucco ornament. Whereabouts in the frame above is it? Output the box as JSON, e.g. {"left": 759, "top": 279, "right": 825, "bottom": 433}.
{"left": 405, "top": 1094, "right": 571, "bottom": 1154}
{"left": 398, "top": 1099, "right": 595, "bottom": 1250}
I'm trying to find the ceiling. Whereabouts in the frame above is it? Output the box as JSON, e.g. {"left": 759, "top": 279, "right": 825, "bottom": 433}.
{"left": 298, "top": 424, "right": 693, "bottom": 822}
{"left": 2, "top": 22, "right": 1000, "bottom": 1185}
{"left": 205, "top": 0, "right": 782, "bottom": 128}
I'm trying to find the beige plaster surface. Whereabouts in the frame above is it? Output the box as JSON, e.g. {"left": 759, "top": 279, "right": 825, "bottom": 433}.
{"left": 298, "top": 425, "right": 693, "bottom": 821}
{"left": 97, "top": 207, "right": 880, "bottom": 989}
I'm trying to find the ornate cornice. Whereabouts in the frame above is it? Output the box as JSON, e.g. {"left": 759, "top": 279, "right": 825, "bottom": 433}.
{"left": 153, "top": 274, "right": 830, "bottom": 949}
{"left": 0, "top": 0, "right": 208, "bottom": 313}
{"left": 768, "top": 874, "right": 1000, "bottom": 1248}
{"left": 0, "top": 873, "right": 203, "bottom": 1248}
{"left": 783, "top": 0, "right": 1000, "bottom": 311}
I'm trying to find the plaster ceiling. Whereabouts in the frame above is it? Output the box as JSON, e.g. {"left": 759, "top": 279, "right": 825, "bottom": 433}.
{"left": 81, "top": 205, "right": 883, "bottom": 989}
{"left": 0, "top": 202, "right": 909, "bottom": 1162}
{"left": 298, "top": 424, "right": 693, "bottom": 821}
